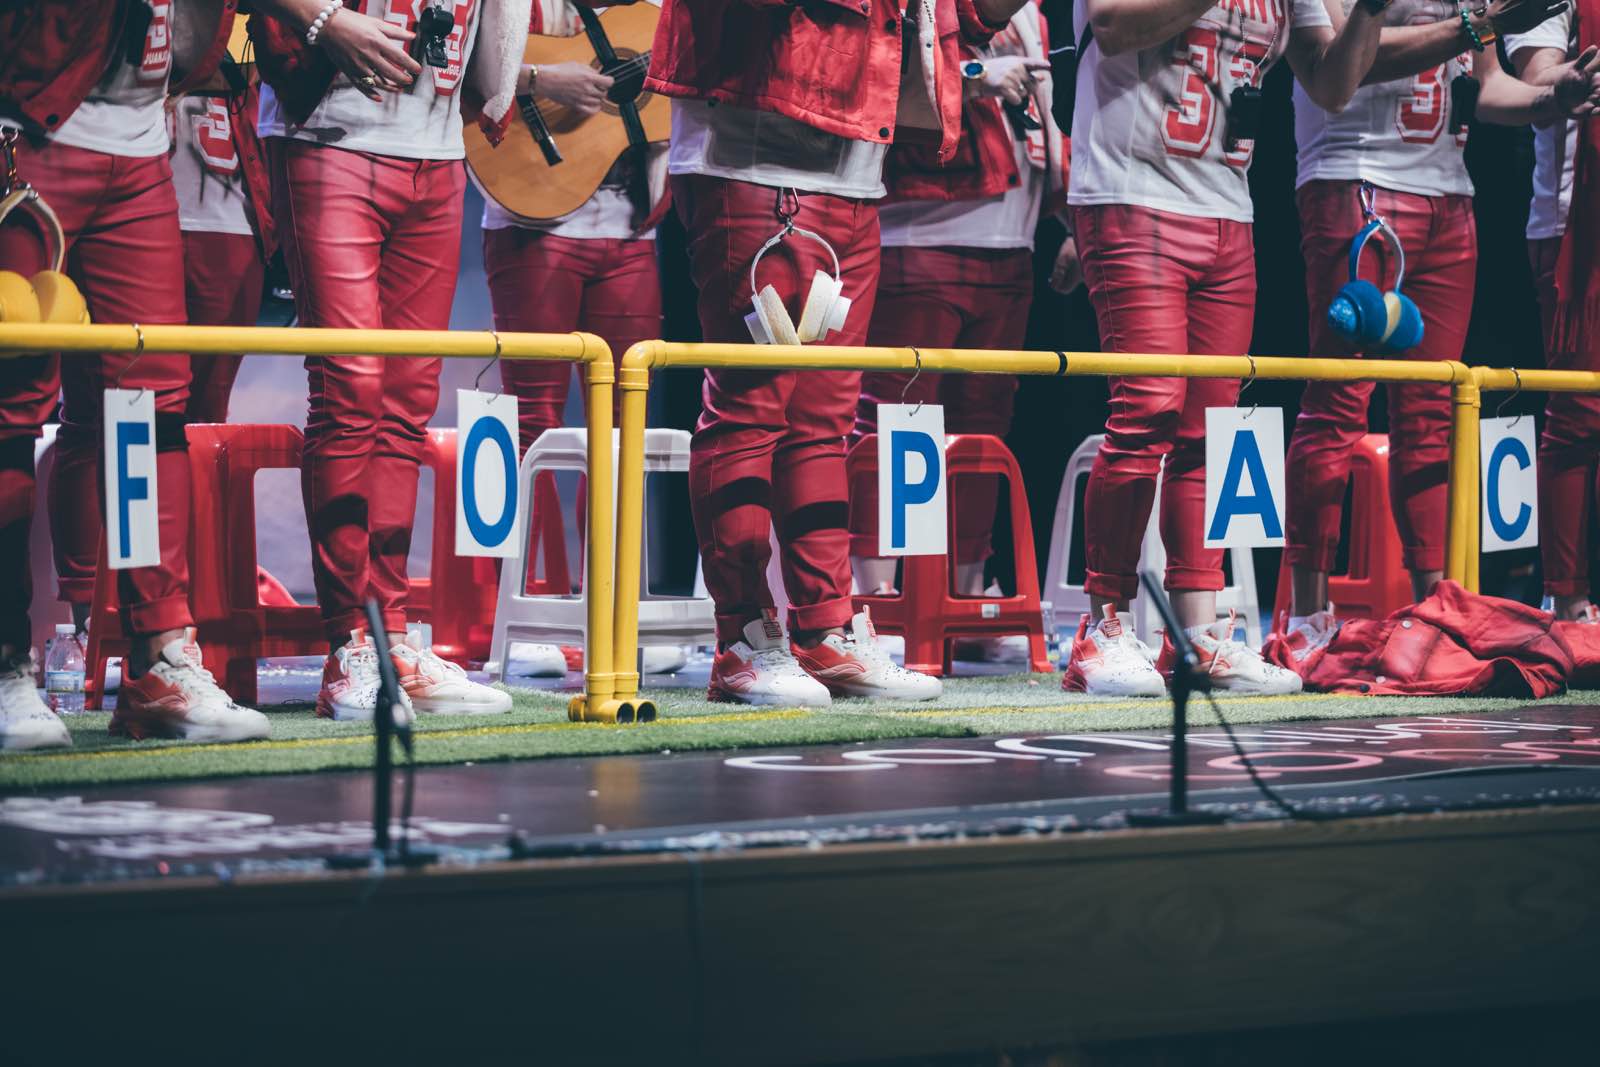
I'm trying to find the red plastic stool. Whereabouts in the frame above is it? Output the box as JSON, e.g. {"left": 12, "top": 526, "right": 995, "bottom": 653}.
{"left": 84, "top": 424, "right": 325, "bottom": 709}
{"left": 1272, "top": 433, "right": 1413, "bottom": 623}
{"left": 848, "top": 434, "right": 1050, "bottom": 677}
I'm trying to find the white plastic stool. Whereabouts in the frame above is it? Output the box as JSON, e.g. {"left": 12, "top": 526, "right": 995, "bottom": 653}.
{"left": 489, "top": 427, "right": 715, "bottom": 681}
{"left": 1044, "top": 434, "right": 1262, "bottom": 648}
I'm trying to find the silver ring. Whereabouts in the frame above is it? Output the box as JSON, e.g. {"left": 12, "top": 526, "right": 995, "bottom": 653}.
{"left": 359, "top": 74, "right": 379, "bottom": 89}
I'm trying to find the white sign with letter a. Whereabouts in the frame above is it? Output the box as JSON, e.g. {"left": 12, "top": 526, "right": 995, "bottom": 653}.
{"left": 455, "top": 389, "right": 521, "bottom": 558}
{"left": 1479, "top": 416, "right": 1538, "bottom": 553}
{"left": 104, "top": 388, "right": 160, "bottom": 570}
{"left": 1203, "top": 407, "right": 1286, "bottom": 549}
{"left": 877, "top": 403, "right": 947, "bottom": 557}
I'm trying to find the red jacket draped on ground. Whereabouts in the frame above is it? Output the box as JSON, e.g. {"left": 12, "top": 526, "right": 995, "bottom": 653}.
{"left": 1271, "top": 581, "right": 1600, "bottom": 697}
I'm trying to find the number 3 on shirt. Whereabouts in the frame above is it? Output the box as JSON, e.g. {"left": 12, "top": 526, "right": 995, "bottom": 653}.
{"left": 359, "top": 0, "right": 475, "bottom": 95}
{"left": 1162, "top": 26, "right": 1271, "bottom": 167}
{"left": 1397, "top": 61, "right": 1469, "bottom": 146}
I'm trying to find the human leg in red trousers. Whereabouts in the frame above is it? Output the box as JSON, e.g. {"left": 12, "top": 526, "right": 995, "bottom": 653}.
{"left": 1284, "top": 181, "right": 1475, "bottom": 613}
{"left": 672, "top": 175, "right": 879, "bottom": 645}
{"left": 482, "top": 229, "right": 660, "bottom": 451}
{"left": 182, "top": 230, "right": 265, "bottom": 423}
{"left": 1530, "top": 235, "right": 1600, "bottom": 617}
{"left": 1072, "top": 203, "right": 1252, "bottom": 621}
{"left": 850, "top": 246, "right": 1030, "bottom": 584}
{"left": 272, "top": 142, "right": 460, "bottom": 644}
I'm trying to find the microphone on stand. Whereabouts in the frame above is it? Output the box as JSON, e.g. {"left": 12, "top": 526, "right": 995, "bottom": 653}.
{"left": 1127, "top": 572, "right": 1228, "bottom": 827}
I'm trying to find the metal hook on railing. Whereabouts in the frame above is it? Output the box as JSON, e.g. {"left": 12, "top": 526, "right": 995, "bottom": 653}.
{"left": 474, "top": 330, "right": 503, "bottom": 398}
{"left": 1239, "top": 354, "right": 1258, "bottom": 418}
{"left": 1495, "top": 366, "right": 1523, "bottom": 428}
{"left": 113, "top": 324, "right": 149, "bottom": 401}
{"left": 900, "top": 347, "right": 925, "bottom": 415}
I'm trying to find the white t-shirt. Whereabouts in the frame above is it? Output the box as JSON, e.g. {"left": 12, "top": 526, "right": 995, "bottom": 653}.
{"left": 479, "top": 183, "right": 645, "bottom": 239}
{"left": 258, "top": 0, "right": 483, "bottom": 160}
{"left": 667, "top": 100, "right": 890, "bottom": 199}
{"left": 1508, "top": 11, "right": 1579, "bottom": 239}
{"left": 880, "top": 126, "right": 1046, "bottom": 249}
{"left": 170, "top": 95, "right": 255, "bottom": 236}
{"left": 1069, "top": 0, "right": 1333, "bottom": 222}
{"left": 52, "top": 0, "right": 175, "bottom": 157}
{"left": 1295, "top": 0, "right": 1473, "bottom": 196}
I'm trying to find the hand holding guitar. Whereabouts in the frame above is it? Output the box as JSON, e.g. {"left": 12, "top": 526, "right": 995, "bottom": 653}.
{"left": 526, "top": 62, "right": 615, "bottom": 116}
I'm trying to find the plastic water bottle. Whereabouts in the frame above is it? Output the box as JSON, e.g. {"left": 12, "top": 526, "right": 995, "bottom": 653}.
{"left": 44, "top": 624, "right": 86, "bottom": 715}
{"left": 1040, "top": 601, "right": 1061, "bottom": 667}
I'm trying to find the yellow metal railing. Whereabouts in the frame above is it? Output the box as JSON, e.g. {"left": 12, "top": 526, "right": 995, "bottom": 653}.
{"left": 0, "top": 323, "right": 643, "bottom": 724}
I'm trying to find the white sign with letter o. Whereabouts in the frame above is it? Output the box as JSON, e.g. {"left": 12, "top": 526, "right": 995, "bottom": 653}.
{"left": 455, "top": 389, "right": 521, "bottom": 558}
{"left": 1203, "top": 407, "right": 1286, "bottom": 549}
{"left": 877, "top": 403, "right": 947, "bottom": 557}
{"left": 103, "top": 388, "right": 160, "bottom": 570}
{"left": 1479, "top": 415, "right": 1538, "bottom": 553}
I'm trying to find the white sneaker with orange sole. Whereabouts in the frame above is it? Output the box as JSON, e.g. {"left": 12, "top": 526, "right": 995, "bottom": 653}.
{"left": 792, "top": 611, "right": 943, "bottom": 701}
{"left": 395, "top": 629, "right": 512, "bottom": 715}
{"left": 316, "top": 629, "right": 415, "bottom": 726}
{"left": 111, "top": 630, "right": 270, "bottom": 742}
{"left": 1061, "top": 606, "right": 1166, "bottom": 697}
{"left": 1159, "top": 611, "right": 1303, "bottom": 695}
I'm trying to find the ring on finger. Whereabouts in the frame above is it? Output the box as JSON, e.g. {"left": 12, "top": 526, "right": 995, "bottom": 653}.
{"left": 359, "top": 73, "right": 379, "bottom": 89}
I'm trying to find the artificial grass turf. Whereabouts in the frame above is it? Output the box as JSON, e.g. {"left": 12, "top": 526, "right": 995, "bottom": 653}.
{"left": 5, "top": 677, "right": 1599, "bottom": 791}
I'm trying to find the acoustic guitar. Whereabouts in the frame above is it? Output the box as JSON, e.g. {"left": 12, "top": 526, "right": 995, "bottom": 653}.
{"left": 464, "top": 4, "right": 668, "bottom": 222}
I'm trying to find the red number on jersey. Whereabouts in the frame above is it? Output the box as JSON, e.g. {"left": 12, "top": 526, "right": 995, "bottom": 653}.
{"left": 193, "top": 99, "right": 239, "bottom": 174}
{"left": 1163, "top": 27, "right": 1220, "bottom": 158}
{"left": 1396, "top": 64, "right": 1448, "bottom": 144}
{"left": 360, "top": 0, "right": 476, "bottom": 95}
{"left": 137, "top": 3, "right": 173, "bottom": 88}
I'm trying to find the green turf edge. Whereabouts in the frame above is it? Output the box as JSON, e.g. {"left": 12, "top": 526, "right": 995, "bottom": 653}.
{"left": 4, "top": 681, "right": 1597, "bottom": 791}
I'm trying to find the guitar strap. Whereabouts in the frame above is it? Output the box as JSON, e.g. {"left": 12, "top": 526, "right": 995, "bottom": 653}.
{"left": 574, "top": 4, "right": 651, "bottom": 223}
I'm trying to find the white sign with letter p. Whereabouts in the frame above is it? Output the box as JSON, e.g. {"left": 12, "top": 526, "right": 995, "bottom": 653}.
{"left": 103, "top": 388, "right": 160, "bottom": 570}
{"left": 877, "top": 403, "right": 947, "bottom": 557}
{"left": 455, "top": 389, "right": 521, "bottom": 558}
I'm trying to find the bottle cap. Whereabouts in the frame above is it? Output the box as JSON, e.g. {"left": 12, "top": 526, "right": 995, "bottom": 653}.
{"left": 55, "top": 623, "right": 75, "bottom": 635}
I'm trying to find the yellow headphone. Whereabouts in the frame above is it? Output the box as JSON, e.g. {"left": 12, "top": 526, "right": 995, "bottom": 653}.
{"left": 0, "top": 179, "right": 89, "bottom": 328}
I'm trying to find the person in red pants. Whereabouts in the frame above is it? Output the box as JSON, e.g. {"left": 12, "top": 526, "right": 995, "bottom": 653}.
{"left": 0, "top": 1, "right": 277, "bottom": 750}
{"left": 1062, "top": 0, "right": 1386, "bottom": 697}
{"left": 172, "top": 66, "right": 275, "bottom": 423}
{"left": 252, "top": 0, "right": 531, "bottom": 722}
{"left": 646, "top": 0, "right": 1034, "bottom": 706}
{"left": 1510, "top": 2, "right": 1600, "bottom": 624}
{"left": 848, "top": 2, "right": 1073, "bottom": 666}
{"left": 479, "top": 0, "right": 670, "bottom": 679}
{"left": 1277, "top": 0, "right": 1600, "bottom": 663}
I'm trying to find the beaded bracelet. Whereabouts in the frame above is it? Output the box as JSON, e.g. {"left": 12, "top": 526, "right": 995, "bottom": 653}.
{"left": 1459, "top": 5, "right": 1487, "bottom": 52}
{"left": 305, "top": 0, "right": 342, "bottom": 46}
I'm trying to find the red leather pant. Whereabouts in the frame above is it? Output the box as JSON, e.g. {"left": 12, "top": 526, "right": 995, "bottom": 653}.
{"left": 1072, "top": 203, "right": 1253, "bottom": 601}
{"left": 673, "top": 174, "right": 879, "bottom": 642}
{"left": 1285, "top": 181, "right": 1474, "bottom": 575}
{"left": 0, "top": 142, "right": 192, "bottom": 646}
{"left": 272, "top": 141, "right": 461, "bottom": 642}
{"left": 850, "top": 245, "right": 1030, "bottom": 563}
{"left": 183, "top": 229, "right": 265, "bottom": 423}
{"left": 482, "top": 228, "right": 660, "bottom": 451}
{"left": 1530, "top": 234, "right": 1600, "bottom": 597}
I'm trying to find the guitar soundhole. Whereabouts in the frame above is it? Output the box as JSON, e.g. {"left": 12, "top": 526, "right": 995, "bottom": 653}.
{"left": 597, "top": 48, "right": 652, "bottom": 114}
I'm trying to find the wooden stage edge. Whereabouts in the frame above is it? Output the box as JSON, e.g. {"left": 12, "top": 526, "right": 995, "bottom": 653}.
{"left": 7, "top": 803, "right": 1599, "bottom": 1064}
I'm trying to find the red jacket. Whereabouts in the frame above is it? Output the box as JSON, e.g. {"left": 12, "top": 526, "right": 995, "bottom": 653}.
{"left": 645, "top": 0, "right": 1004, "bottom": 164}
{"left": 1266, "top": 581, "right": 1600, "bottom": 698}
{"left": 0, "top": 1, "right": 236, "bottom": 141}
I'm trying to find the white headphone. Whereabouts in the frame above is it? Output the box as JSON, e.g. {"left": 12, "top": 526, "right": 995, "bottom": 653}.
{"left": 743, "top": 221, "right": 852, "bottom": 346}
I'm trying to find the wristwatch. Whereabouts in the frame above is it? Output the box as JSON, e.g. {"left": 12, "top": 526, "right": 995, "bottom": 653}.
{"left": 962, "top": 60, "right": 986, "bottom": 81}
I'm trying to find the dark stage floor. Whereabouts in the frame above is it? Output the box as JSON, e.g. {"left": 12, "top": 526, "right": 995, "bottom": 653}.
{"left": 5, "top": 705, "right": 1600, "bottom": 889}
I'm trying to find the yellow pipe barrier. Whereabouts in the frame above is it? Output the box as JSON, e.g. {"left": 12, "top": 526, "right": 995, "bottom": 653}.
{"left": 0, "top": 323, "right": 638, "bottom": 724}
{"left": 612, "top": 342, "right": 1483, "bottom": 707}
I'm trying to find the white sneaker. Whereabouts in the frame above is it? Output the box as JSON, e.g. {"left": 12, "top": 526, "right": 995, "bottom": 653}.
{"left": 794, "top": 611, "right": 943, "bottom": 701}
{"left": 0, "top": 651, "right": 71, "bottom": 751}
{"left": 1283, "top": 608, "right": 1340, "bottom": 663}
{"left": 508, "top": 641, "right": 569, "bottom": 678}
{"left": 709, "top": 611, "right": 832, "bottom": 707}
{"left": 316, "top": 629, "right": 415, "bottom": 726}
{"left": 955, "top": 633, "right": 1033, "bottom": 664}
{"left": 111, "top": 631, "right": 271, "bottom": 742}
{"left": 1062, "top": 606, "right": 1166, "bottom": 697}
{"left": 394, "top": 629, "right": 512, "bottom": 715}
{"left": 641, "top": 644, "right": 691, "bottom": 675}
{"left": 1164, "top": 611, "right": 1303, "bottom": 695}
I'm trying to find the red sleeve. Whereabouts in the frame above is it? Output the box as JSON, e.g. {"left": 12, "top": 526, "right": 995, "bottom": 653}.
{"left": 957, "top": 0, "right": 1008, "bottom": 44}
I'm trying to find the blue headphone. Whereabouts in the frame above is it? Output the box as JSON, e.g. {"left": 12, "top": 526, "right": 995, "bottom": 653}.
{"left": 1326, "top": 189, "right": 1424, "bottom": 354}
